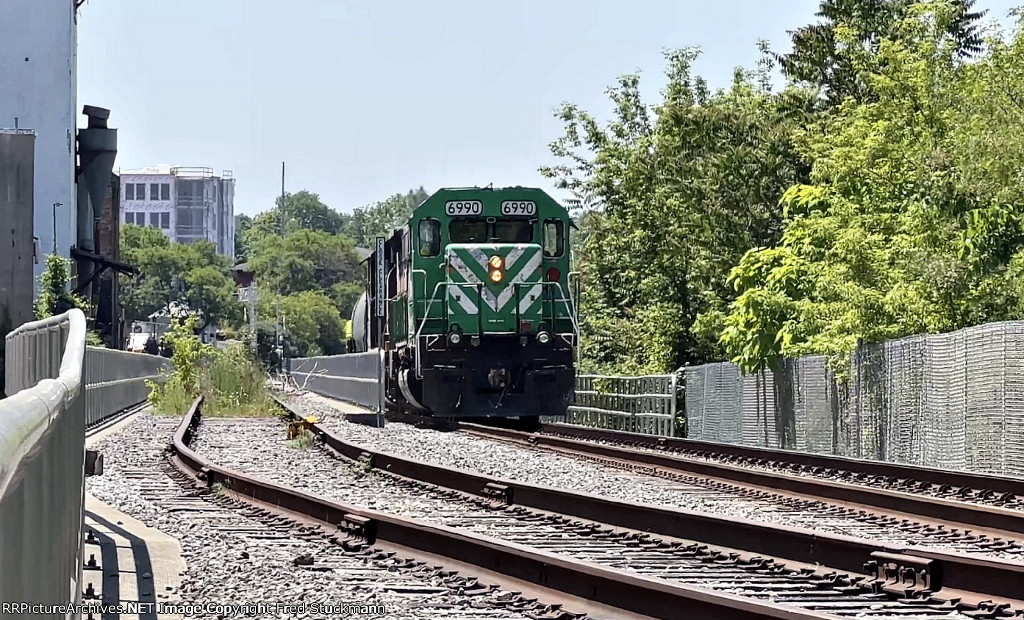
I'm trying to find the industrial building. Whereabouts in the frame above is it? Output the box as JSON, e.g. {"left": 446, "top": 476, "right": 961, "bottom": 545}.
{"left": 120, "top": 166, "right": 236, "bottom": 257}
{"left": 0, "top": 0, "right": 131, "bottom": 350}
{"left": 0, "top": 0, "right": 78, "bottom": 287}
{"left": 0, "top": 130, "right": 37, "bottom": 333}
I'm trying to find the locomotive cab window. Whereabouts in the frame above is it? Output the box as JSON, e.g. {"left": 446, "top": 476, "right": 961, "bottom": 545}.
{"left": 418, "top": 218, "right": 440, "bottom": 256}
{"left": 492, "top": 219, "right": 533, "bottom": 243}
{"left": 543, "top": 220, "right": 564, "bottom": 257}
{"left": 450, "top": 219, "right": 488, "bottom": 243}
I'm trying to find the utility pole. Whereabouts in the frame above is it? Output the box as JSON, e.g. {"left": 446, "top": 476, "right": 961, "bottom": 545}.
{"left": 275, "top": 161, "right": 286, "bottom": 374}
{"left": 280, "top": 162, "right": 286, "bottom": 235}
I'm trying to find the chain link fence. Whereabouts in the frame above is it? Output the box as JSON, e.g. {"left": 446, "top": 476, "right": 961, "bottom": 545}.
{"left": 685, "top": 321, "right": 1024, "bottom": 476}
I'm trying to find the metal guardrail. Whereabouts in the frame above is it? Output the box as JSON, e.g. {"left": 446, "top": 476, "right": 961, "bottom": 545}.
{"left": 1, "top": 311, "right": 170, "bottom": 616}
{"left": 0, "top": 310, "right": 87, "bottom": 618}
{"left": 550, "top": 374, "right": 679, "bottom": 437}
{"left": 289, "top": 351, "right": 380, "bottom": 409}
{"left": 84, "top": 346, "right": 171, "bottom": 427}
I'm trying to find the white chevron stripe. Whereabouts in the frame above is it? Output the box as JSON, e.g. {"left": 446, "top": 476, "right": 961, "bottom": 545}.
{"left": 481, "top": 287, "right": 498, "bottom": 309}
{"left": 467, "top": 247, "right": 490, "bottom": 271}
{"left": 449, "top": 254, "right": 478, "bottom": 283}
{"left": 447, "top": 246, "right": 543, "bottom": 313}
{"left": 503, "top": 246, "right": 528, "bottom": 272}
{"left": 494, "top": 251, "right": 542, "bottom": 311}
{"left": 518, "top": 284, "right": 542, "bottom": 314}
{"left": 448, "top": 287, "right": 478, "bottom": 315}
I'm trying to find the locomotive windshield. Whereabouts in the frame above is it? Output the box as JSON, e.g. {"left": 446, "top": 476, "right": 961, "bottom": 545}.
{"left": 493, "top": 219, "right": 532, "bottom": 243}
{"left": 449, "top": 219, "right": 534, "bottom": 243}
{"left": 450, "top": 220, "right": 488, "bottom": 243}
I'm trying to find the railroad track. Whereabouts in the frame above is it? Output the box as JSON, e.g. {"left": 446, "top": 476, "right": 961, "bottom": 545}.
{"left": 172, "top": 404, "right": 851, "bottom": 620}
{"left": 519, "top": 423, "right": 1024, "bottom": 533}
{"left": 183, "top": 395, "right": 1024, "bottom": 618}
{"left": 365, "top": 401, "right": 1024, "bottom": 558}
{"left": 446, "top": 423, "right": 1024, "bottom": 551}
{"left": 288, "top": 395, "right": 1024, "bottom": 569}
{"left": 86, "top": 416, "right": 576, "bottom": 620}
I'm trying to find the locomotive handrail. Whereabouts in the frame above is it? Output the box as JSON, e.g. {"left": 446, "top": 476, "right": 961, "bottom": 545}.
{"left": 549, "top": 281, "right": 581, "bottom": 340}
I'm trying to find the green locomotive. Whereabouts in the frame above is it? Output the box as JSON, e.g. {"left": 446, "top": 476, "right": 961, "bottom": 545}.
{"left": 352, "top": 186, "right": 578, "bottom": 420}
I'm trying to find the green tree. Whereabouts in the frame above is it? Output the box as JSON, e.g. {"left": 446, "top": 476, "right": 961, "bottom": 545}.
{"left": 238, "top": 186, "right": 426, "bottom": 350}
{"left": 773, "top": 0, "right": 986, "bottom": 104}
{"left": 722, "top": 4, "right": 1024, "bottom": 374}
{"left": 34, "top": 254, "right": 104, "bottom": 346}
{"left": 276, "top": 190, "right": 347, "bottom": 235}
{"left": 121, "top": 226, "right": 240, "bottom": 328}
{"left": 234, "top": 213, "right": 253, "bottom": 263}
{"left": 247, "top": 228, "right": 361, "bottom": 299}
{"left": 345, "top": 188, "right": 428, "bottom": 247}
{"left": 260, "top": 290, "right": 347, "bottom": 356}
{"left": 542, "top": 49, "right": 810, "bottom": 373}
{"left": 35, "top": 254, "right": 88, "bottom": 319}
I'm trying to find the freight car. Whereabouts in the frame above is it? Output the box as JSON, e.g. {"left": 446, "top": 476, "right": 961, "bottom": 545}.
{"left": 350, "top": 186, "right": 578, "bottom": 420}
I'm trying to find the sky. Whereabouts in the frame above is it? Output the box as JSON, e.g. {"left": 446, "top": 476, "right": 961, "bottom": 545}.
{"left": 77, "top": 0, "right": 1022, "bottom": 217}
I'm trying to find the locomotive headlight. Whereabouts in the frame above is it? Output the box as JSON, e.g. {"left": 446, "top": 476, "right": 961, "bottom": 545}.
{"left": 489, "top": 269, "right": 503, "bottom": 283}
{"left": 489, "top": 255, "right": 503, "bottom": 270}
{"left": 449, "top": 332, "right": 462, "bottom": 345}
{"left": 537, "top": 331, "right": 552, "bottom": 344}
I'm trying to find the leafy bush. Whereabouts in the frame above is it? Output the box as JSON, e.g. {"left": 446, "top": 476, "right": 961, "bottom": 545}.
{"left": 148, "top": 315, "right": 278, "bottom": 417}
{"left": 201, "top": 345, "right": 279, "bottom": 418}
{"left": 35, "top": 254, "right": 105, "bottom": 346}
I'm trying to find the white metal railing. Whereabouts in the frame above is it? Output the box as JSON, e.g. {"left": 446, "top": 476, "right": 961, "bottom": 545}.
{"left": 289, "top": 351, "right": 381, "bottom": 409}
{"left": 0, "top": 309, "right": 88, "bottom": 616}
{"left": 84, "top": 346, "right": 171, "bottom": 426}
{"left": 547, "top": 373, "right": 680, "bottom": 437}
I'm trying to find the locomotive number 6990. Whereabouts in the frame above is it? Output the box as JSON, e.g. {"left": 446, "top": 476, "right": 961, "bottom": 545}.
{"left": 444, "top": 200, "right": 483, "bottom": 216}
{"left": 500, "top": 201, "right": 536, "bottom": 216}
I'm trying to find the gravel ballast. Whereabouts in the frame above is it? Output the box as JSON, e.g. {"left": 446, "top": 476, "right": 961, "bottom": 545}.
{"left": 284, "top": 392, "right": 1022, "bottom": 559}
{"left": 86, "top": 414, "right": 571, "bottom": 620}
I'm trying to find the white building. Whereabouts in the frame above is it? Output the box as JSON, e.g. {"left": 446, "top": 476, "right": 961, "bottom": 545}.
{"left": 121, "top": 165, "right": 235, "bottom": 256}
{"left": 0, "top": 0, "right": 79, "bottom": 284}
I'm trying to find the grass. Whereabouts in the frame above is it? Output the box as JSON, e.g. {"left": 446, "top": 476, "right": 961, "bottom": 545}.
{"left": 149, "top": 342, "right": 280, "bottom": 418}
{"left": 148, "top": 378, "right": 195, "bottom": 417}
{"left": 287, "top": 427, "right": 314, "bottom": 450}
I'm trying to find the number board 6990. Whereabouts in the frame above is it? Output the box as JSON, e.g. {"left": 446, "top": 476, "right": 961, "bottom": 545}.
{"left": 444, "top": 200, "right": 483, "bottom": 216}
{"left": 500, "top": 201, "right": 536, "bottom": 216}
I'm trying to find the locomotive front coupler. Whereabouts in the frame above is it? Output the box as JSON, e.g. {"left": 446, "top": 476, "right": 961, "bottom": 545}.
{"left": 487, "top": 367, "right": 510, "bottom": 389}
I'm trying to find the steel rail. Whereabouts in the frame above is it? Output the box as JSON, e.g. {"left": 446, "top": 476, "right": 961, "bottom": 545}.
{"left": 273, "top": 397, "right": 1024, "bottom": 605}
{"left": 461, "top": 423, "right": 1024, "bottom": 536}
{"left": 170, "top": 399, "right": 835, "bottom": 620}
{"left": 541, "top": 423, "right": 1024, "bottom": 499}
